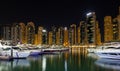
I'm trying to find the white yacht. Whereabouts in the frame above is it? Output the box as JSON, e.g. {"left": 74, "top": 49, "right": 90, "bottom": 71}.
{"left": 95, "top": 43, "right": 120, "bottom": 59}
{"left": 1, "top": 46, "right": 31, "bottom": 59}
{"left": 26, "top": 47, "right": 43, "bottom": 56}
{"left": 87, "top": 45, "right": 105, "bottom": 53}
{"left": 0, "top": 40, "right": 31, "bottom": 59}
{"left": 87, "top": 42, "right": 120, "bottom": 53}
{"left": 95, "top": 59, "right": 120, "bottom": 70}
{"left": 87, "top": 47, "right": 96, "bottom": 53}
{"left": 17, "top": 44, "right": 43, "bottom": 56}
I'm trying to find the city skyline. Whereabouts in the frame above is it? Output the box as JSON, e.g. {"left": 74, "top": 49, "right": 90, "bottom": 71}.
{"left": 1, "top": 12, "right": 102, "bottom": 46}
{"left": 1, "top": 7, "right": 120, "bottom": 46}
{"left": 1, "top": 7, "right": 120, "bottom": 44}
{"left": 0, "top": 0, "right": 120, "bottom": 46}
{"left": 0, "top": 0, "right": 120, "bottom": 29}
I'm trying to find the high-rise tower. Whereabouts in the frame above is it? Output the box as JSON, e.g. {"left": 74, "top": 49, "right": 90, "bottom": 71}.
{"left": 19, "top": 22, "right": 26, "bottom": 44}
{"left": 38, "top": 26, "right": 43, "bottom": 45}
{"left": 51, "top": 26, "right": 56, "bottom": 44}
{"left": 48, "top": 31, "right": 52, "bottom": 45}
{"left": 56, "top": 28, "right": 60, "bottom": 45}
{"left": 80, "top": 21, "right": 87, "bottom": 45}
{"left": 26, "top": 22, "right": 35, "bottom": 44}
{"left": 63, "top": 27, "right": 69, "bottom": 46}
{"left": 59, "top": 27, "right": 64, "bottom": 45}
{"left": 77, "top": 24, "right": 81, "bottom": 45}
{"left": 11, "top": 23, "right": 20, "bottom": 44}
{"left": 95, "top": 21, "right": 101, "bottom": 45}
{"left": 70, "top": 24, "right": 77, "bottom": 45}
{"left": 117, "top": 6, "right": 120, "bottom": 41}
{"left": 3, "top": 25, "right": 11, "bottom": 40}
{"left": 42, "top": 29, "right": 48, "bottom": 45}
{"left": 112, "top": 18, "right": 119, "bottom": 41}
{"left": 104, "top": 16, "right": 113, "bottom": 42}
{"left": 86, "top": 12, "right": 96, "bottom": 45}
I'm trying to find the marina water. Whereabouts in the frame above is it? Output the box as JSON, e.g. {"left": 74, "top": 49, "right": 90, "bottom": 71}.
{"left": 0, "top": 48, "right": 118, "bottom": 71}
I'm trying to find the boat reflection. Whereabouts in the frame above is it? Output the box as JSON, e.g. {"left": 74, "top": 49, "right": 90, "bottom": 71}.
{"left": 0, "top": 59, "right": 30, "bottom": 71}
{"left": 87, "top": 53, "right": 99, "bottom": 59}
{"left": 95, "top": 58, "right": 120, "bottom": 70}
{"left": 13, "top": 59, "right": 30, "bottom": 67}
{"left": 27, "top": 56, "right": 42, "bottom": 61}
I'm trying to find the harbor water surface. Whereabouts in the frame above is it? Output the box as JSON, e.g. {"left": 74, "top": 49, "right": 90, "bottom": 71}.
{"left": 0, "top": 48, "right": 119, "bottom": 71}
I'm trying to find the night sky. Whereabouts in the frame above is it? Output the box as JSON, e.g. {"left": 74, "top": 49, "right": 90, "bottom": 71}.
{"left": 0, "top": 0, "right": 120, "bottom": 30}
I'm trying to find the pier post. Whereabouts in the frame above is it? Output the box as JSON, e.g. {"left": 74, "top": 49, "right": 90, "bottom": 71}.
{"left": 11, "top": 48, "right": 13, "bottom": 57}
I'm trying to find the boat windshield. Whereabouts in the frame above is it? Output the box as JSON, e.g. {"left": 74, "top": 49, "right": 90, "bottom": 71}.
{"left": 115, "top": 47, "right": 120, "bottom": 49}
{"left": 12, "top": 47, "right": 21, "bottom": 50}
{"left": 2, "top": 47, "right": 11, "bottom": 50}
{"left": 106, "top": 47, "right": 115, "bottom": 49}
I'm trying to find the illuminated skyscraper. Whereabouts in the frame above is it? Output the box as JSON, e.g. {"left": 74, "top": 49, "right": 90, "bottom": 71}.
{"left": 3, "top": 25, "right": 11, "bottom": 40}
{"left": 117, "top": 7, "right": 120, "bottom": 40}
{"left": 63, "top": 27, "right": 69, "bottom": 46}
{"left": 38, "top": 26, "right": 43, "bottom": 45}
{"left": 68, "top": 28, "right": 72, "bottom": 45}
{"left": 95, "top": 21, "right": 101, "bottom": 45}
{"left": 70, "top": 24, "right": 77, "bottom": 45}
{"left": 56, "top": 30, "right": 60, "bottom": 45}
{"left": 11, "top": 23, "right": 21, "bottom": 44}
{"left": 104, "top": 7, "right": 120, "bottom": 42}
{"left": 34, "top": 34, "right": 38, "bottom": 45}
{"left": 48, "top": 31, "right": 52, "bottom": 45}
{"left": 19, "top": 22, "right": 26, "bottom": 44}
{"left": 80, "top": 21, "right": 87, "bottom": 45}
{"left": 77, "top": 23, "right": 81, "bottom": 44}
{"left": 112, "top": 18, "right": 119, "bottom": 41}
{"left": 26, "top": 22, "right": 35, "bottom": 44}
{"left": 104, "top": 16, "right": 113, "bottom": 42}
{"left": 59, "top": 27, "right": 64, "bottom": 45}
{"left": 51, "top": 26, "right": 56, "bottom": 44}
{"left": 110, "top": 6, "right": 120, "bottom": 41}
{"left": 42, "top": 29, "right": 48, "bottom": 45}
{"left": 86, "top": 12, "right": 96, "bottom": 45}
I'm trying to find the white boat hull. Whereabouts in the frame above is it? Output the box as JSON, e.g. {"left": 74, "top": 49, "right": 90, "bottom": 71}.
{"left": 1, "top": 50, "right": 30, "bottom": 59}
{"left": 29, "top": 49, "right": 43, "bottom": 56}
{"left": 43, "top": 48, "right": 69, "bottom": 52}
{"left": 95, "top": 49, "right": 120, "bottom": 59}
{"left": 96, "top": 53, "right": 120, "bottom": 59}
{"left": 95, "top": 59, "right": 120, "bottom": 70}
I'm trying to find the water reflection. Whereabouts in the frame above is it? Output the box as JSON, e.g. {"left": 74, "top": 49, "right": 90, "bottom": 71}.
{"left": 0, "top": 59, "right": 30, "bottom": 71}
{"left": 0, "top": 49, "right": 117, "bottom": 71}
{"left": 95, "top": 58, "right": 120, "bottom": 70}
{"left": 87, "top": 53, "right": 99, "bottom": 59}
{"left": 0, "top": 61, "right": 10, "bottom": 71}
{"left": 28, "top": 56, "right": 42, "bottom": 61}
{"left": 64, "top": 60, "right": 67, "bottom": 71}
{"left": 42, "top": 57, "right": 46, "bottom": 71}
{"left": 41, "top": 54, "right": 68, "bottom": 71}
{"left": 12, "top": 59, "right": 30, "bottom": 67}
